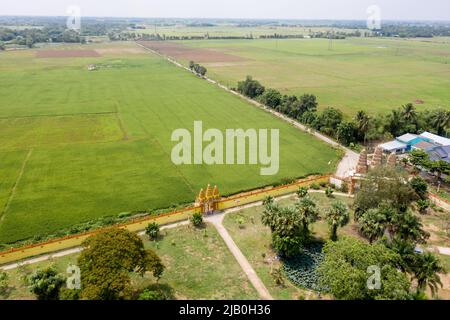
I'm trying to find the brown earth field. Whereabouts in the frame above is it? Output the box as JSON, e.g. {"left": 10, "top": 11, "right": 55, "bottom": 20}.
{"left": 35, "top": 50, "right": 102, "bottom": 58}
{"left": 137, "top": 41, "right": 245, "bottom": 62}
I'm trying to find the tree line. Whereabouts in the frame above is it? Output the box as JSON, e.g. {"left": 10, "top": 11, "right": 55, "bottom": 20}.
{"left": 236, "top": 76, "right": 450, "bottom": 148}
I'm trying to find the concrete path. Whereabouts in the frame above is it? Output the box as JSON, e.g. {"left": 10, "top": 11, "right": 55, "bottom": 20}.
{"left": 205, "top": 213, "right": 274, "bottom": 300}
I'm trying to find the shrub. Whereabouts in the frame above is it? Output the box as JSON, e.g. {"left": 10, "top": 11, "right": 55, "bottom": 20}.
{"left": 410, "top": 176, "right": 428, "bottom": 200}
{"left": 270, "top": 267, "right": 285, "bottom": 287}
{"left": 325, "top": 187, "right": 334, "bottom": 198}
{"left": 310, "top": 183, "right": 320, "bottom": 190}
{"left": 296, "top": 187, "right": 308, "bottom": 198}
{"left": 319, "top": 181, "right": 328, "bottom": 188}
{"left": 138, "top": 289, "right": 165, "bottom": 300}
{"left": 0, "top": 271, "right": 8, "bottom": 297}
{"left": 191, "top": 212, "right": 204, "bottom": 227}
{"left": 416, "top": 199, "right": 431, "bottom": 214}
{"left": 145, "top": 222, "right": 160, "bottom": 240}
{"left": 28, "top": 267, "right": 65, "bottom": 300}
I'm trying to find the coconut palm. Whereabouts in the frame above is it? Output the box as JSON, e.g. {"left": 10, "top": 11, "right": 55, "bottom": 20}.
{"left": 431, "top": 109, "right": 450, "bottom": 136}
{"left": 401, "top": 103, "right": 418, "bottom": 123}
{"left": 413, "top": 252, "right": 446, "bottom": 297}
{"left": 355, "top": 110, "right": 370, "bottom": 144}
{"left": 325, "top": 200, "right": 350, "bottom": 241}
{"left": 294, "top": 196, "right": 319, "bottom": 236}
{"left": 358, "top": 208, "right": 386, "bottom": 243}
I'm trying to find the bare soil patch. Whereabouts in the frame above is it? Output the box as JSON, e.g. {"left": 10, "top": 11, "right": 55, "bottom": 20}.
{"left": 95, "top": 47, "right": 146, "bottom": 55}
{"left": 36, "top": 50, "right": 101, "bottom": 58}
{"left": 138, "top": 41, "right": 245, "bottom": 63}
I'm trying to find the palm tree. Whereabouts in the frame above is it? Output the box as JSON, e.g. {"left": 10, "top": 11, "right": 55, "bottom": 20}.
{"left": 413, "top": 252, "right": 446, "bottom": 297}
{"left": 401, "top": 103, "right": 418, "bottom": 131}
{"left": 358, "top": 208, "right": 386, "bottom": 243}
{"left": 386, "top": 109, "right": 404, "bottom": 137}
{"left": 294, "top": 196, "right": 319, "bottom": 236}
{"left": 326, "top": 200, "right": 350, "bottom": 241}
{"left": 355, "top": 110, "right": 370, "bottom": 144}
{"left": 431, "top": 109, "right": 450, "bottom": 136}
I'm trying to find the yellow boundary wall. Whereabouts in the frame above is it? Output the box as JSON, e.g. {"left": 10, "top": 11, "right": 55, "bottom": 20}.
{"left": 0, "top": 175, "right": 330, "bottom": 266}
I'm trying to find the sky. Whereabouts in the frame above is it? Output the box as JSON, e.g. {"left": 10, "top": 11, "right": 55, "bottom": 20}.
{"left": 1, "top": 0, "right": 450, "bottom": 21}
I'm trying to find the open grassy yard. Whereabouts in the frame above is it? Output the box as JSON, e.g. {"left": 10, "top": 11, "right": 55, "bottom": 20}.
{"left": 0, "top": 42, "right": 340, "bottom": 244}
{"left": 179, "top": 37, "right": 450, "bottom": 117}
{"left": 1, "top": 224, "right": 258, "bottom": 300}
{"left": 222, "top": 192, "right": 355, "bottom": 299}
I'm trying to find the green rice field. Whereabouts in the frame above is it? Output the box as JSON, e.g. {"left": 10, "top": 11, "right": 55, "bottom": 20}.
{"left": 179, "top": 37, "right": 450, "bottom": 116}
{"left": 0, "top": 42, "right": 339, "bottom": 244}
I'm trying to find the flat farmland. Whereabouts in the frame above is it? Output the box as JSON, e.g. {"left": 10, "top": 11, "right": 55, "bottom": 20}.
{"left": 176, "top": 38, "right": 450, "bottom": 116}
{"left": 0, "top": 42, "right": 340, "bottom": 244}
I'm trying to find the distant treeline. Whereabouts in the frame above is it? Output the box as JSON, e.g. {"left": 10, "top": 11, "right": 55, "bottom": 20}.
{"left": 377, "top": 24, "right": 450, "bottom": 38}
{"left": 0, "top": 27, "right": 85, "bottom": 47}
{"left": 235, "top": 76, "right": 450, "bottom": 148}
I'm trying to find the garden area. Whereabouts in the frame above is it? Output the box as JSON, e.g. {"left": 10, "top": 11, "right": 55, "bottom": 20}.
{"left": 0, "top": 224, "right": 258, "bottom": 300}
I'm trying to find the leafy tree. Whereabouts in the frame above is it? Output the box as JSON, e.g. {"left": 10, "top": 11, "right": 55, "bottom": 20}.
{"left": 237, "top": 76, "right": 265, "bottom": 98}
{"left": 413, "top": 252, "right": 446, "bottom": 297}
{"left": 409, "top": 176, "right": 428, "bottom": 200}
{"left": 430, "top": 160, "right": 450, "bottom": 181}
{"left": 354, "top": 167, "right": 417, "bottom": 219}
{"left": 0, "top": 41, "right": 5, "bottom": 51}
{"left": 191, "top": 212, "right": 204, "bottom": 227}
{"left": 318, "top": 237, "right": 411, "bottom": 300}
{"left": 314, "top": 107, "right": 343, "bottom": 136}
{"left": 298, "top": 94, "right": 318, "bottom": 114}
{"left": 325, "top": 201, "right": 350, "bottom": 241}
{"left": 145, "top": 222, "right": 160, "bottom": 241}
{"left": 409, "top": 149, "right": 430, "bottom": 169}
{"left": 77, "top": 228, "right": 164, "bottom": 300}
{"left": 260, "top": 88, "right": 282, "bottom": 108}
{"left": 336, "top": 121, "right": 357, "bottom": 146}
{"left": 28, "top": 267, "right": 65, "bottom": 300}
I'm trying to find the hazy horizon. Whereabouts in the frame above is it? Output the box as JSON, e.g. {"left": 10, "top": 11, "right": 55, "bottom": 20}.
{"left": 1, "top": 0, "right": 449, "bottom": 21}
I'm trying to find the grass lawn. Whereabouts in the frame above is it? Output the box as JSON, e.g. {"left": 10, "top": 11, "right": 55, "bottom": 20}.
{"left": 0, "top": 42, "right": 340, "bottom": 244}
{"left": 180, "top": 37, "right": 450, "bottom": 117}
{"left": 222, "top": 192, "right": 355, "bottom": 300}
{"left": 1, "top": 223, "right": 258, "bottom": 300}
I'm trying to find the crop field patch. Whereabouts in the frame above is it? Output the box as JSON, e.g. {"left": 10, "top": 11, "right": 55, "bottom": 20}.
{"left": 180, "top": 38, "right": 450, "bottom": 116}
{"left": 138, "top": 41, "right": 245, "bottom": 62}
{"left": 35, "top": 49, "right": 102, "bottom": 58}
{"left": 0, "top": 43, "right": 340, "bottom": 243}
{"left": 0, "top": 114, "right": 124, "bottom": 150}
